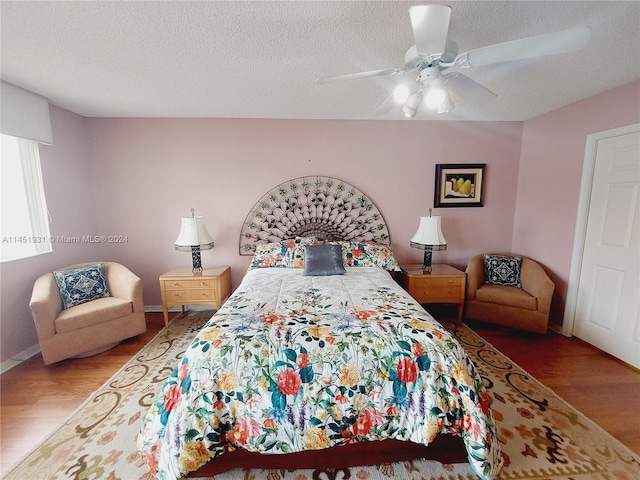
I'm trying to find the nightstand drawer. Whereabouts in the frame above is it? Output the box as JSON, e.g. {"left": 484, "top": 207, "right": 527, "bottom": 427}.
{"left": 163, "top": 288, "right": 217, "bottom": 302}
{"left": 410, "top": 281, "right": 462, "bottom": 302}
{"left": 162, "top": 278, "right": 215, "bottom": 290}
{"left": 411, "top": 276, "right": 463, "bottom": 288}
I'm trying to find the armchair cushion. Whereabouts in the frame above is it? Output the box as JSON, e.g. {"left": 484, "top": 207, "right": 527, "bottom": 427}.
{"left": 475, "top": 284, "right": 537, "bottom": 310}
{"left": 55, "top": 297, "right": 133, "bottom": 334}
{"left": 483, "top": 254, "right": 522, "bottom": 288}
{"left": 53, "top": 263, "right": 110, "bottom": 309}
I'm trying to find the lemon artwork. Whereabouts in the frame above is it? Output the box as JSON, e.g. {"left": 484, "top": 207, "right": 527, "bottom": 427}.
{"left": 459, "top": 179, "right": 472, "bottom": 195}
{"left": 451, "top": 177, "right": 472, "bottom": 196}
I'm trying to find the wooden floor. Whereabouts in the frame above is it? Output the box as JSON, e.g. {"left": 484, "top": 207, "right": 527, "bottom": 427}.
{"left": 465, "top": 319, "right": 640, "bottom": 455}
{"left": 1, "top": 311, "right": 639, "bottom": 476}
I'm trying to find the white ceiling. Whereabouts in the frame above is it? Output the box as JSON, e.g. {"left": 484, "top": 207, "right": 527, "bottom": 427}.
{"left": 1, "top": 1, "right": 639, "bottom": 121}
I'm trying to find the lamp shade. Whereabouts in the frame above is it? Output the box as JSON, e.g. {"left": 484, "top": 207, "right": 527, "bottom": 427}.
{"left": 174, "top": 216, "right": 215, "bottom": 252}
{"left": 410, "top": 215, "right": 447, "bottom": 251}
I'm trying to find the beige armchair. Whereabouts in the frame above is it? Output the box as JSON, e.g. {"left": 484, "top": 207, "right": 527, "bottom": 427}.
{"left": 464, "top": 254, "right": 555, "bottom": 334}
{"left": 29, "top": 262, "right": 147, "bottom": 364}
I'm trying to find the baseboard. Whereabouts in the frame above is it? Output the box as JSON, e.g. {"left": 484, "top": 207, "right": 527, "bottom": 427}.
{"left": 548, "top": 322, "right": 563, "bottom": 334}
{"left": 3, "top": 305, "right": 171, "bottom": 375}
{"left": 1, "top": 343, "right": 41, "bottom": 375}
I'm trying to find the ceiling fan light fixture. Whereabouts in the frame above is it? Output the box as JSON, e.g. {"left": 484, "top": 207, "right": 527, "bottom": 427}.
{"left": 318, "top": 5, "right": 591, "bottom": 120}
{"left": 423, "top": 78, "right": 447, "bottom": 108}
{"left": 424, "top": 88, "right": 446, "bottom": 108}
{"left": 437, "top": 94, "right": 455, "bottom": 114}
{"left": 402, "top": 91, "right": 423, "bottom": 118}
{"left": 393, "top": 84, "right": 411, "bottom": 104}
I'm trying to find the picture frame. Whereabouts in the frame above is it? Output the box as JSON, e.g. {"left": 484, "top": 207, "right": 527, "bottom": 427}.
{"left": 434, "top": 163, "right": 486, "bottom": 207}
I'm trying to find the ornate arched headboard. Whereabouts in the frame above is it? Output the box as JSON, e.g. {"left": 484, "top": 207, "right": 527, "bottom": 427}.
{"left": 239, "top": 176, "right": 391, "bottom": 255}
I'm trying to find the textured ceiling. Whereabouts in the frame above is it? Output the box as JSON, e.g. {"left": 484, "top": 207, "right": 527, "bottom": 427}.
{"left": 1, "top": 1, "right": 638, "bottom": 121}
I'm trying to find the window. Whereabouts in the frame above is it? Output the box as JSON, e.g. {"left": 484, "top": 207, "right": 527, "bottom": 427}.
{"left": 1, "top": 133, "right": 52, "bottom": 261}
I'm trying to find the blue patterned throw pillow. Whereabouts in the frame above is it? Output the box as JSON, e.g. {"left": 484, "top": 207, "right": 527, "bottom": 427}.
{"left": 484, "top": 254, "right": 522, "bottom": 288}
{"left": 53, "top": 263, "right": 111, "bottom": 309}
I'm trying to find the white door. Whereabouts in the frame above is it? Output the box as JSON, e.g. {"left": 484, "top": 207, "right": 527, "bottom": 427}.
{"left": 572, "top": 129, "right": 640, "bottom": 368}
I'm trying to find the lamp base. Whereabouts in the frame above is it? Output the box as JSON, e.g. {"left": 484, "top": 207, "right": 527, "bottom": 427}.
{"left": 422, "top": 249, "right": 433, "bottom": 273}
{"left": 191, "top": 246, "right": 203, "bottom": 273}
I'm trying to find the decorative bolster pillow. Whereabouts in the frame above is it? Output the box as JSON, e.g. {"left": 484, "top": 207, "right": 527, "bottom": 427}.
{"left": 248, "top": 237, "right": 319, "bottom": 270}
{"left": 340, "top": 241, "right": 401, "bottom": 271}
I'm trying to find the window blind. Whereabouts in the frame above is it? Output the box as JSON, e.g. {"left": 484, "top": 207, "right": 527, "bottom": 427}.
{"left": 18, "top": 138, "right": 52, "bottom": 254}
{"left": 1, "top": 81, "right": 53, "bottom": 145}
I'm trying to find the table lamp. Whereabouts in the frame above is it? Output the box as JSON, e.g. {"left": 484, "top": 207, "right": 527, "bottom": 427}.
{"left": 174, "top": 208, "right": 215, "bottom": 273}
{"left": 410, "top": 209, "right": 447, "bottom": 272}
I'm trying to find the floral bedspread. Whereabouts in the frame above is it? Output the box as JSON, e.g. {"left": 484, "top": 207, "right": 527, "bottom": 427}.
{"left": 138, "top": 267, "right": 502, "bottom": 480}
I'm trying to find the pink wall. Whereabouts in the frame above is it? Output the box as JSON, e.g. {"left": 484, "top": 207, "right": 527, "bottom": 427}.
{"left": 85, "top": 118, "right": 523, "bottom": 308}
{"left": 5, "top": 82, "right": 636, "bottom": 363}
{"left": 515, "top": 80, "right": 640, "bottom": 327}
{"left": 0, "top": 106, "right": 101, "bottom": 361}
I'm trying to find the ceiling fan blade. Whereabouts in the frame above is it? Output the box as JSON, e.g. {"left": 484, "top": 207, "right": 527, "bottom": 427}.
{"left": 373, "top": 94, "right": 398, "bottom": 116}
{"left": 317, "top": 68, "right": 403, "bottom": 84}
{"left": 463, "top": 26, "right": 591, "bottom": 67}
{"left": 409, "top": 4, "right": 451, "bottom": 59}
{"left": 444, "top": 72, "right": 497, "bottom": 106}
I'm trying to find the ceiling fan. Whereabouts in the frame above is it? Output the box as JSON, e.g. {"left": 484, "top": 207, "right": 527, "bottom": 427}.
{"left": 317, "top": 4, "right": 591, "bottom": 117}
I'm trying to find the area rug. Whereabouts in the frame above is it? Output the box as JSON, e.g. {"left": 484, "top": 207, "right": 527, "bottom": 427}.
{"left": 4, "top": 311, "right": 639, "bottom": 480}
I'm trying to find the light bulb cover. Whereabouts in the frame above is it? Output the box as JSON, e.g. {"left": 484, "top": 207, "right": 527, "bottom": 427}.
{"left": 393, "top": 84, "right": 411, "bottom": 104}
{"left": 402, "top": 91, "right": 423, "bottom": 118}
{"left": 424, "top": 79, "right": 447, "bottom": 108}
{"left": 437, "top": 94, "right": 455, "bottom": 113}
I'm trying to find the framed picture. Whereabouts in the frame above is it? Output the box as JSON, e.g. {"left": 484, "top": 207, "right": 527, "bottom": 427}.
{"left": 434, "top": 163, "right": 486, "bottom": 207}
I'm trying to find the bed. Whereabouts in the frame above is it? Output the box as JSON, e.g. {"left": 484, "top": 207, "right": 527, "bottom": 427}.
{"left": 138, "top": 177, "right": 503, "bottom": 480}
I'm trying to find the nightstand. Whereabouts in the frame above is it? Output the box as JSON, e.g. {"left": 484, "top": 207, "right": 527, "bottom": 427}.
{"left": 159, "top": 266, "right": 231, "bottom": 327}
{"left": 400, "top": 264, "right": 467, "bottom": 325}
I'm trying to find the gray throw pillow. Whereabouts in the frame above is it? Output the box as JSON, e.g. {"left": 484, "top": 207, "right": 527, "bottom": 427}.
{"left": 303, "top": 244, "right": 346, "bottom": 276}
{"left": 484, "top": 254, "right": 522, "bottom": 288}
